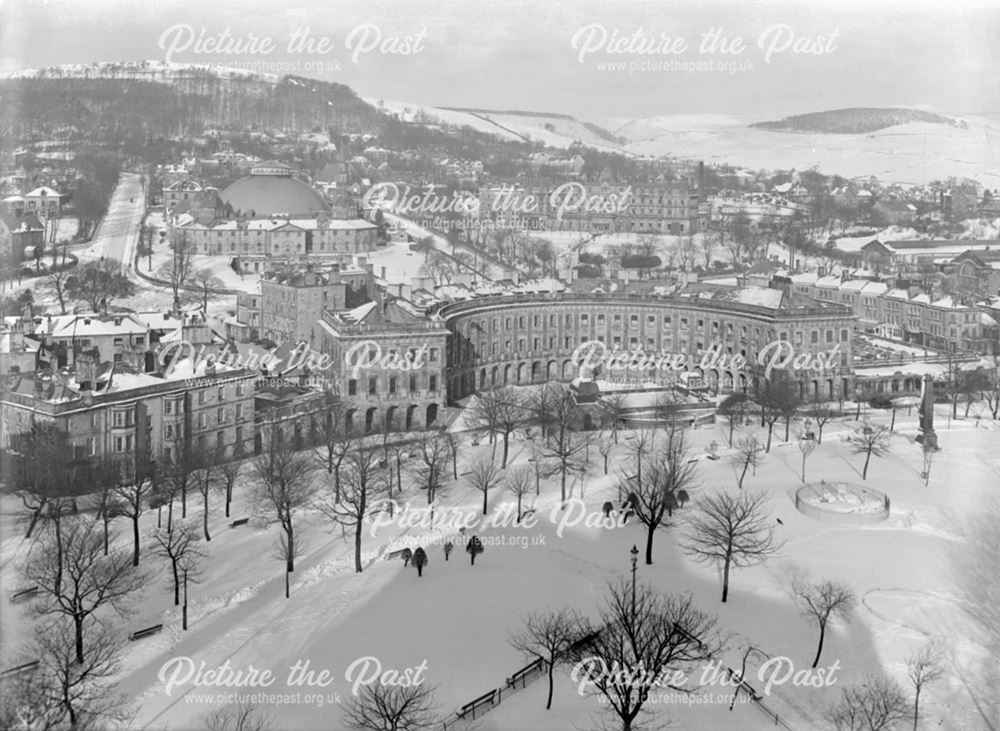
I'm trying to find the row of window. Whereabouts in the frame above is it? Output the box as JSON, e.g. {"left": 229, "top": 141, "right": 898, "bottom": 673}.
{"left": 346, "top": 374, "right": 439, "bottom": 396}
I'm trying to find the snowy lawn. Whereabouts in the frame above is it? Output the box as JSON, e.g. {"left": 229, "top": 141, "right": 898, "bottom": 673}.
{"left": 0, "top": 405, "right": 995, "bottom": 730}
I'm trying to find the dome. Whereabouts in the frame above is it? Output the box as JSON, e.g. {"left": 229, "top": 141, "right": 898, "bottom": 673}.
{"left": 220, "top": 172, "right": 329, "bottom": 218}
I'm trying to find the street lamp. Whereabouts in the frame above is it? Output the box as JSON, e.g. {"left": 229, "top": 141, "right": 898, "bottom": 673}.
{"left": 630, "top": 544, "right": 639, "bottom": 618}
{"left": 798, "top": 431, "right": 816, "bottom": 483}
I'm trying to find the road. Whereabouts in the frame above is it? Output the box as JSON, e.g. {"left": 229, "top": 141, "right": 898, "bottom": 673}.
{"left": 93, "top": 172, "right": 145, "bottom": 273}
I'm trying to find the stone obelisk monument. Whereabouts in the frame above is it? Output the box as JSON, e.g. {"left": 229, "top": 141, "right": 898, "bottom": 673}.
{"left": 916, "top": 373, "right": 939, "bottom": 450}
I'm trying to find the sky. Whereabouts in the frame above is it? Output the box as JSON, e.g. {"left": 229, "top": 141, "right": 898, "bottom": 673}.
{"left": 1, "top": 0, "right": 998, "bottom": 124}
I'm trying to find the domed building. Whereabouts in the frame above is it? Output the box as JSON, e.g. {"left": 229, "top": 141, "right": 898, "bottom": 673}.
{"left": 220, "top": 162, "right": 330, "bottom": 218}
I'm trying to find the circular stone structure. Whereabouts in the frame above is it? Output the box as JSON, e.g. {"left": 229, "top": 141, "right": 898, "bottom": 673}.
{"left": 220, "top": 162, "right": 329, "bottom": 218}
{"left": 795, "top": 481, "right": 890, "bottom": 524}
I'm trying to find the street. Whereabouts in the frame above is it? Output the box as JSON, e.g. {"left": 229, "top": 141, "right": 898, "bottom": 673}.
{"left": 93, "top": 172, "right": 145, "bottom": 273}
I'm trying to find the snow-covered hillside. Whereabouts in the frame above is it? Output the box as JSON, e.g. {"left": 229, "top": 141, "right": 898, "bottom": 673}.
{"left": 366, "top": 98, "right": 626, "bottom": 152}
{"left": 614, "top": 113, "right": 1000, "bottom": 185}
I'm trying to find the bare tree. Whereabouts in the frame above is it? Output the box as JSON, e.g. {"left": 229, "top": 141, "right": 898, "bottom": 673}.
{"left": 570, "top": 580, "right": 719, "bottom": 731}
{"left": 314, "top": 393, "right": 347, "bottom": 497}
{"left": 41, "top": 267, "right": 72, "bottom": 314}
{"left": 467, "top": 457, "right": 502, "bottom": 515}
{"left": 341, "top": 682, "right": 438, "bottom": 731}
{"left": 440, "top": 430, "right": 459, "bottom": 481}
{"left": 682, "top": 490, "right": 783, "bottom": 603}
{"left": 907, "top": 644, "right": 945, "bottom": 731}
{"left": 216, "top": 457, "right": 242, "bottom": 519}
{"left": 188, "top": 267, "right": 225, "bottom": 314}
{"left": 110, "top": 448, "right": 157, "bottom": 566}
{"left": 793, "top": 578, "right": 857, "bottom": 668}
{"left": 602, "top": 392, "right": 628, "bottom": 443}
{"left": 623, "top": 428, "right": 655, "bottom": 491}
{"left": 466, "top": 386, "right": 527, "bottom": 468}
{"left": 192, "top": 448, "right": 219, "bottom": 541}
{"left": 320, "top": 449, "right": 387, "bottom": 574}
{"left": 24, "top": 517, "right": 147, "bottom": 664}
{"left": 807, "top": 401, "right": 836, "bottom": 444}
{"left": 732, "top": 436, "right": 764, "bottom": 489}
{"left": 151, "top": 522, "right": 203, "bottom": 607}
{"left": 203, "top": 701, "right": 275, "bottom": 731}
{"left": 757, "top": 376, "right": 796, "bottom": 452}
{"left": 157, "top": 233, "right": 195, "bottom": 310}
{"left": 631, "top": 427, "right": 697, "bottom": 565}
{"left": 23, "top": 616, "right": 132, "bottom": 730}
{"left": 268, "top": 526, "right": 304, "bottom": 599}
{"left": 852, "top": 424, "right": 891, "bottom": 480}
{"left": 827, "top": 676, "right": 909, "bottom": 731}
{"left": 509, "top": 609, "right": 587, "bottom": 710}
{"left": 3, "top": 423, "right": 79, "bottom": 539}
{"left": 505, "top": 467, "right": 533, "bottom": 523}
{"left": 597, "top": 432, "right": 614, "bottom": 475}
{"left": 717, "top": 392, "right": 749, "bottom": 447}
{"left": 251, "top": 425, "right": 316, "bottom": 574}
{"left": 409, "top": 432, "right": 450, "bottom": 506}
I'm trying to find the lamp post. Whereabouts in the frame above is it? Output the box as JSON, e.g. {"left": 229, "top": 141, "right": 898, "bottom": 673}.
{"left": 630, "top": 544, "right": 639, "bottom": 619}
{"left": 799, "top": 431, "right": 816, "bottom": 483}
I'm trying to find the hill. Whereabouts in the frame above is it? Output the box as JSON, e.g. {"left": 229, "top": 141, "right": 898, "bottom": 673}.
{"left": 0, "top": 61, "right": 541, "bottom": 165}
{"left": 749, "top": 107, "right": 958, "bottom": 134}
{"left": 368, "top": 99, "right": 627, "bottom": 152}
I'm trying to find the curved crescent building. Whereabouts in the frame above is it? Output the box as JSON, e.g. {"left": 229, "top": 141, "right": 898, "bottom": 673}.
{"left": 439, "top": 288, "right": 856, "bottom": 401}
{"left": 315, "top": 285, "right": 856, "bottom": 437}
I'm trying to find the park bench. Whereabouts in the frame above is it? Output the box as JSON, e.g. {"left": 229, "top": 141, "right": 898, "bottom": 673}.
{"left": 386, "top": 548, "right": 407, "bottom": 561}
{"left": 229, "top": 518, "right": 250, "bottom": 528}
{"left": 10, "top": 586, "right": 39, "bottom": 603}
{"left": 129, "top": 624, "right": 164, "bottom": 642}
{"left": 506, "top": 658, "right": 544, "bottom": 689}
{"left": 0, "top": 660, "right": 39, "bottom": 679}
{"left": 456, "top": 688, "right": 497, "bottom": 720}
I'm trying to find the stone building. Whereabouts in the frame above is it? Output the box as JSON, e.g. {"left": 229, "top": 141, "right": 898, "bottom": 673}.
{"left": 317, "top": 298, "right": 449, "bottom": 434}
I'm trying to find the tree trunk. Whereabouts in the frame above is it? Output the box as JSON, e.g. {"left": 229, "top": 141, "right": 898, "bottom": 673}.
{"left": 546, "top": 661, "right": 554, "bottom": 710}
{"left": 482, "top": 490, "right": 488, "bottom": 516}
{"left": 722, "top": 555, "right": 731, "bottom": 603}
{"left": 891, "top": 408, "right": 897, "bottom": 431}
{"left": 181, "top": 482, "right": 187, "bottom": 519}
{"left": 74, "top": 615, "right": 85, "bottom": 664}
{"left": 286, "top": 523, "right": 295, "bottom": 573}
{"left": 812, "top": 622, "right": 827, "bottom": 668}
{"left": 353, "top": 521, "right": 363, "bottom": 573}
{"left": 766, "top": 423, "right": 774, "bottom": 452}
{"left": 784, "top": 417, "right": 790, "bottom": 442}
{"left": 182, "top": 574, "right": 189, "bottom": 629}
{"left": 132, "top": 514, "right": 140, "bottom": 566}
{"left": 225, "top": 483, "right": 232, "bottom": 518}
{"left": 285, "top": 570, "right": 290, "bottom": 599}
{"left": 912, "top": 687, "right": 921, "bottom": 731}
{"left": 645, "top": 523, "right": 655, "bottom": 565}
{"left": 818, "top": 425, "right": 824, "bottom": 444}
{"left": 502, "top": 433, "right": 510, "bottom": 469}
{"left": 172, "top": 559, "right": 180, "bottom": 605}
{"left": 203, "top": 491, "right": 211, "bottom": 541}
{"left": 728, "top": 417, "right": 735, "bottom": 446}
{"left": 863, "top": 451, "right": 872, "bottom": 480}
{"left": 739, "top": 461, "right": 749, "bottom": 490}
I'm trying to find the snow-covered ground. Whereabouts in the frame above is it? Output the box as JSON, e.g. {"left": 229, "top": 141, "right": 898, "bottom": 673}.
{"left": 1, "top": 403, "right": 996, "bottom": 730}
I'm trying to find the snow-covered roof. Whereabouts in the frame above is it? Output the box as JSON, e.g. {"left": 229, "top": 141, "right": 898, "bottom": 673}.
{"left": 25, "top": 185, "right": 60, "bottom": 198}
